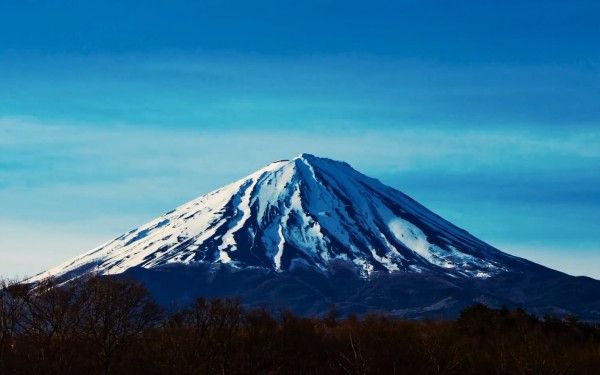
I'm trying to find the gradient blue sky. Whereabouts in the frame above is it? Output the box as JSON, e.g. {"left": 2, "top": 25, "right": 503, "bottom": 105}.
{"left": 0, "top": 0, "right": 599, "bottom": 279}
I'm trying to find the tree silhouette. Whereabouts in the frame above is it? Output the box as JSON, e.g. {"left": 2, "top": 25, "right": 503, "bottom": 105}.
{"left": 0, "top": 277, "right": 598, "bottom": 374}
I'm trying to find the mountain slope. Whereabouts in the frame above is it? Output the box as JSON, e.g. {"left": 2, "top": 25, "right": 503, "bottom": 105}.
{"left": 31, "top": 154, "right": 520, "bottom": 282}
{"left": 29, "top": 154, "right": 600, "bottom": 320}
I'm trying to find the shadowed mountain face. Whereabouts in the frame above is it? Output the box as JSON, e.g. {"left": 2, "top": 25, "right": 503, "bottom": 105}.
{"left": 29, "top": 154, "right": 600, "bottom": 320}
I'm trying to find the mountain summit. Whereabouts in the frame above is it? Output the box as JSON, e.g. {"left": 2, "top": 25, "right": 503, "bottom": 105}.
{"left": 32, "top": 154, "right": 515, "bottom": 282}
{"left": 30, "top": 154, "right": 600, "bottom": 319}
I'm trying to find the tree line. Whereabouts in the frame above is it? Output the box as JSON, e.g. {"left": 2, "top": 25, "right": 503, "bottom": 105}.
{"left": 1, "top": 276, "right": 599, "bottom": 374}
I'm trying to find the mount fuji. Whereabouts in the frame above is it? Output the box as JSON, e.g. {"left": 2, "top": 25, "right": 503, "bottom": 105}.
{"left": 29, "top": 154, "right": 600, "bottom": 319}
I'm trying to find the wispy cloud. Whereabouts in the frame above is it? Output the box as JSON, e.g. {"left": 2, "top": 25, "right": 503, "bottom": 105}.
{"left": 1, "top": 53, "right": 599, "bottom": 129}
{"left": 2, "top": 115, "right": 598, "bottom": 189}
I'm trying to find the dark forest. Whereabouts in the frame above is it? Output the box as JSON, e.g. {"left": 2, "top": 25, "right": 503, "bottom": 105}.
{"left": 1, "top": 277, "right": 599, "bottom": 374}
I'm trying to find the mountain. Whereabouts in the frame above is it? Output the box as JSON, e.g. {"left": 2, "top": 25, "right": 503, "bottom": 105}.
{"left": 29, "top": 154, "right": 600, "bottom": 320}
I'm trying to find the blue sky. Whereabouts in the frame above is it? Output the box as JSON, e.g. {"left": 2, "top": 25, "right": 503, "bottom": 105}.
{"left": 0, "top": 1, "right": 599, "bottom": 279}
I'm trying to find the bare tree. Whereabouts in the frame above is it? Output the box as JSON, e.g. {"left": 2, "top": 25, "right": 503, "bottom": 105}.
{"left": 0, "top": 279, "right": 28, "bottom": 372}
{"left": 78, "top": 276, "right": 161, "bottom": 375}
{"left": 20, "top": 278, "right": 86, "bottom": 374}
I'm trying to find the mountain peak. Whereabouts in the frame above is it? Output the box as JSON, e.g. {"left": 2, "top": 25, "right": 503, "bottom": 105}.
{"left": 294, "top": 152, "right": 345, "bottom": 164}
{"left": 295, "top": 152, "right": 315, "bottom": 159}
{"left": 267, "top": 154, "right": 332, "bottom": 173}
{"left": 30, "top": 155, "right": 515, "bottom": 283}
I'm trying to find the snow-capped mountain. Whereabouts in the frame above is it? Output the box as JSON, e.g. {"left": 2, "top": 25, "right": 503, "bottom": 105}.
{"left": 31, "top": 154, "right": 515, "bottom": 282}
{"left": 29, "top": 154, "right": 600, "bottom": 320}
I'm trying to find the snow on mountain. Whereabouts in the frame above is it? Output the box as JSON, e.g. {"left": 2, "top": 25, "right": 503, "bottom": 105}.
{"left": 30, "top": 154, "right": 515, "bottom": 283}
